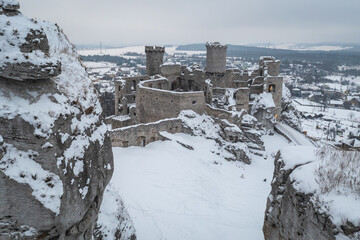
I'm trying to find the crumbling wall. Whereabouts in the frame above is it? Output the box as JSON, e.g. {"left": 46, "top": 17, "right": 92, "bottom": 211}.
{"left": 111, "top": 119, "right": 182, "bottom": 147}
{"left": 205, "top": 104, "right": 244, "bottom": 126}
{"left": 136, "top": 79, "right": 206, "bottom": 123}
{"left": 266, "top": 76, "right": 283, "bottom": 118}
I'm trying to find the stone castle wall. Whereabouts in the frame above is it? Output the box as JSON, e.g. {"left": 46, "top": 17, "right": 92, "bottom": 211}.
{"left": 205, "top": 104, "right": 244, "bottom": 126}
{"left": 115, "top": 76, "right": 149, "bottom": 116}
{"left": 266, "top": 76, "right": 283, "bottom": 118}
{"left": 110, "top": 118, "right": 182, "bottom": 147}
{"left": 235, "top": 88, "right": 250, "bottom": 112}
{"left": 136, "top": 79, "right": 206, "bottom": 123}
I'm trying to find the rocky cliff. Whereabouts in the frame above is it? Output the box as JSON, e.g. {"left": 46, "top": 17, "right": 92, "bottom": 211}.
{"left": 263, "top": 146, "right": 360, "bottom": 240}
{"left": 0, "top": 1, "right": 113, "bottom": 239}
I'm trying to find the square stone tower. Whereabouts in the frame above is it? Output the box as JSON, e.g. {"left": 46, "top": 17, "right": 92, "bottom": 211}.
{"left": 145, "top": 46, "right": 165, "bottom": 76}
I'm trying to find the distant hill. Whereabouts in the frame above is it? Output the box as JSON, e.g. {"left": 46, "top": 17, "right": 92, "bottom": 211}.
{"left": 176, "top": 43, "right": 360, "bottom": 66}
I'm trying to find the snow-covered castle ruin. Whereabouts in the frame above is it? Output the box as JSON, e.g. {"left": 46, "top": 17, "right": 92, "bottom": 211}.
{"left": 110, "top": 42, "right": 283, "bottom": 148}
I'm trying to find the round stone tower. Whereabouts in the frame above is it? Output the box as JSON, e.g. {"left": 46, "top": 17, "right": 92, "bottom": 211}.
{"left": 145, "top": 46, "right": 165, "bottom": 76}
{"left": 206, "top": 42, "right": 227, "bottom": 73}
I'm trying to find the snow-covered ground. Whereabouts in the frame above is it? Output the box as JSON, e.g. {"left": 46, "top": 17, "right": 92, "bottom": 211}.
{"left": 109, "top": 132, "right": 292, "bottom": 240}
{"left": 292, "top": 99, "right": 360, "bottom": 142}
{"left": 254, "top": 43, "right": 352, "bottom": 52}
{"left": 82, "top": 61, "right": 118, "bottom": 76}
{"left": 293, "top": 100, "right": 360, "bottom": 121}
{"left": 78, "top": 46, "right": 205, "bottom": 57}
{"left": 325, "top": 75, "right": 360, "bottom": 87}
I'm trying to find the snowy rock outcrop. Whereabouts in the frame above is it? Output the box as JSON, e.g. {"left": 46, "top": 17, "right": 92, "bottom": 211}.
{"left": 0, "top": 2, "right": 61, "bottom": 80}
{"left": 0, "top": 2, "right": 113, "bottom": 239}
{"left": 94, "top": 185, "right": 136, "bottom": 240}
{"left": 94, "top": 81, "right": 115, "bottom": 117}
{"left": 251, "top": 92, "right": 277, "bottom": 129}
{"left": 179, "top": 111, "right": 264, "bottom": 164}
{"left": 263, "top": 146, "right": 360, "bottom": 240}
{"left": 280, "top": 84, "right": 302, "bottom": 131}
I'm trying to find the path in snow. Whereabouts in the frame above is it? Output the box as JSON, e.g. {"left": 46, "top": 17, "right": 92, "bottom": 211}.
{"left": 275, "top": 123, "right": 315, "bottom": 146}
{"left": 111, "top": 132, "right": 292, "bottom": 240}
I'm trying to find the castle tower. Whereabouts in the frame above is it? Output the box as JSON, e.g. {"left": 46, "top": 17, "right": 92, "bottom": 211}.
{"left": 259, "top": 57, "right": 280, "bottom": 76}
{"left": 267, "top": 61, "right": 280, "bottom": 76}
{"left": 145, "top": 46, "right": 165, "bottom": 76}
{"left": 206, "top": 42, "right": 227, "bottom": 73}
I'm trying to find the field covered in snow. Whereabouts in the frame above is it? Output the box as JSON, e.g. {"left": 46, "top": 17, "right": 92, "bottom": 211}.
{"left": 292, "top": 99, "right": 360, "bottom": 142}
{"left": 324, "top": 75, "right": 360, "bottom": 89}
{"left": 108, "top": 132, "right": 292, "bottom": 240}
{"left": 254, "top": 43, "right": 352, "bottom": 51}
{"left": 78, "top": 46, "right": 206, "bottom": 57}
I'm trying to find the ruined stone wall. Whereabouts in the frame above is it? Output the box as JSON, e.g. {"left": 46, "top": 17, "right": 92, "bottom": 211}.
{"left": 180, "top": 67, "right": 206, "bottom": 91}
{"left": 110, "top": 119, "right": 182, "bottom": 147}
{"left": 205, "top": 104, "right": 244, "bottom": 126}
{"left": 114, "top": 76, "right": 149, "bottom": 116}
{"left": 136, "top": 79, "right": 206, "bottom": 123}
{"left": 266, "top": 76, "right": 283, "bottom": 117}
{"left": 160, "top": 64, "right": 181, "bottom": 89}
{"left": 111, "top": 116, "right": 135, "bottom": 129}
{"left": 205, "top": 70, "right": 233, "bottom": 88}
{"left": 235, "top": 88, "right": 250, "bottom": 112}
{"left": 267, "top": 61, "right": 280, "bottom": 76}
{"left": 250, "top": 76, "right": 265, "bottom": 94}
{"left": 145, "top": 46, "right": 165, "bottom": 76}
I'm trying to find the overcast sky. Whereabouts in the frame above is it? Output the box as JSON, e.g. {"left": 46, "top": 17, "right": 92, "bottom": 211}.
{"left": 18, "top": 0, "right": 360, "bottom": 46}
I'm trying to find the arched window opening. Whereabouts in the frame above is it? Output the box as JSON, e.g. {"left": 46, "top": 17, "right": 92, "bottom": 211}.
{"left": 269, "top": 84, "right": 276, "bottom": 92}
{"left": 132, "top": 80, "right": 137, "bottom": 91}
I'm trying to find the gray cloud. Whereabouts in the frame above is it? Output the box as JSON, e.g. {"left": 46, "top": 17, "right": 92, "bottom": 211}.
{"left": 18, "top": 0, "right": 360, "bottom": 46}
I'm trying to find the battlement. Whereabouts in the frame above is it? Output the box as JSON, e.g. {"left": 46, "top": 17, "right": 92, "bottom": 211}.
{"left": 145, "top": 46, "right": 165, "bottom": 75}
{"left": 145, "top": 46, "right": 165, "bottom": 53}
{"left": 206, "top": 42, "right": 228, "bottom": 49}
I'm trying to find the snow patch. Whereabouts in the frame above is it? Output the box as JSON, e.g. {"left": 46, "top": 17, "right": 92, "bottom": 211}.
{"left": 0, "top": 143, "right": 63, "bottom": 214}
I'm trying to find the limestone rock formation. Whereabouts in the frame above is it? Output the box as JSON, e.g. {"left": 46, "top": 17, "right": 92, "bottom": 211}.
{"left": 0, "top": 0, "right": 20, "bottom": 16}
{"left": 179, "top": 110, "right": 264, "bottom": 164}
{"left": 0, "top": 1, "right": 61, "bottom": 80}
{"left": 263, "top": 150, "right": 360, "bottom": 240}
{"left": 94, "top": 81, "right": 115, "bottom": 117}
{"left": 0, "top": 2, "right": 113, "bottom": 239}
{"left": 263, "top": 152, "right": 336, "bottom": 240}
{"left": 281, "top": 83, "right": 302, "bottom": 131}
{"left": 93, "top": 185, "right": 136, "bottom": 240}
